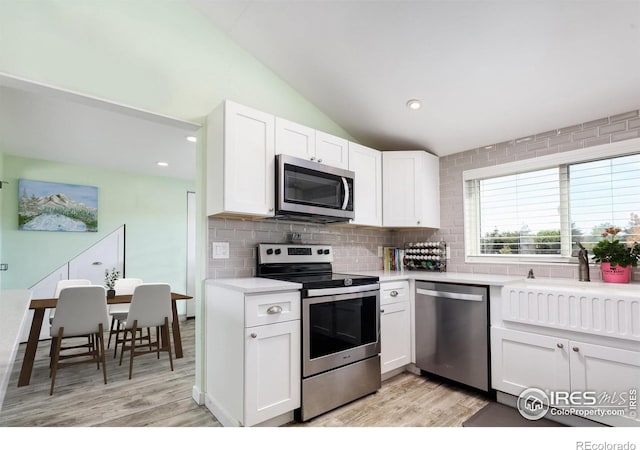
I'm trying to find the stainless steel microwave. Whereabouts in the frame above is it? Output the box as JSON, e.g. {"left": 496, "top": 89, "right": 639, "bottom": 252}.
{"left": 275, "top": 154, "right": 355, "bottom": 223}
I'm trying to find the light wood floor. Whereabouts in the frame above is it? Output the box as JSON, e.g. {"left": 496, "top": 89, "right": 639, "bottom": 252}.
{"left": 0, "top": 319, "right": 489, "bottom": 427}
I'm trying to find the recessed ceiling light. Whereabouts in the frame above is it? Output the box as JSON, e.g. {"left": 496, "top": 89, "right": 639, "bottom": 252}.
{"left": 186, "top": 136, "right": 197, "bottom": 143}
{"left": 406, "top": 99, "right": 422, "bottom": 110}
{"left": 157, "top": 161, "right": 169, "bottom": 167}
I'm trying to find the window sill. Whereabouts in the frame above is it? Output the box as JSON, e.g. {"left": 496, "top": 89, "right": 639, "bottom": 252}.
{"left": 465, "top": 255, "right": 574, "bottom": 265}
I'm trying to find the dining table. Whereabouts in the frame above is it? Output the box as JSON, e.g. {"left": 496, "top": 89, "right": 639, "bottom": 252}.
{"left": 17, "top": 292, "right": 192, "bottom": 387}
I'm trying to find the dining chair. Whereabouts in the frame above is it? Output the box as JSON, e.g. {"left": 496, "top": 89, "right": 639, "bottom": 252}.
{"left": 118, "top": 283, "right": 174, "bottom": 379}
{"left": 49, "top": 285, "right": 110, "bottom": 395}
{"left": 107, "top": 277, "right": 143, "bottom": 354}
{"left": 49, "top": 279, "right": 92, "bottom": 323}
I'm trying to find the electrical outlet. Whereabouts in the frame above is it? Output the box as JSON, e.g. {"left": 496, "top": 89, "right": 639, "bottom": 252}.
{"left": 212, "top": 242, "right": 229, "bottom": 259}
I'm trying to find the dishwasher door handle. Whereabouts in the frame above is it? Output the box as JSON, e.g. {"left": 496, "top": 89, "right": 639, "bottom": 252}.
{"left": 416, "top": 288, "right": 484, "bottom": 302}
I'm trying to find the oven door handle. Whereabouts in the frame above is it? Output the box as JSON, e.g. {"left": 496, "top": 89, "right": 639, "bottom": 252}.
{"left": 305, "top": 284, "right": 379, "bottom": 298}
{"left": 341, "top": 177, "right": 350, "bottom": 210}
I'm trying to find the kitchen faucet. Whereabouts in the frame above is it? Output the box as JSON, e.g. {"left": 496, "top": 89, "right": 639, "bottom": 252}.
{"left": 527, "top": 269, "right": 535, "bottom": 279}
{"left": 577, "top": 241, "right": 590, "bottom": 282}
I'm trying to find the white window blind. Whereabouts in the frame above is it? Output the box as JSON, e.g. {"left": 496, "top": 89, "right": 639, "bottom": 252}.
{"left": 569, "top": 153, "right": 640, "bottom": 250}
{"left": 464, "top": 139, "right": 640, "bottom": 262}
{"left": 473, "top": 168, "right": 562, "bottom": 256}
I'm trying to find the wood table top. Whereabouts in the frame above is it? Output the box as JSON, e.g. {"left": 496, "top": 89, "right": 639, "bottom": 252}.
{"left": 29, "top": 292, "right": 192, "bottom": 309}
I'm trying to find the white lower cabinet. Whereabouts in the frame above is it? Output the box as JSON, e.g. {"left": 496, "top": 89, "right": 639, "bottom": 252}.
{"left": 380, "top": 281, "right": 411, "bottom": 374}
{"left": 245, "top": 320, "right": 301, "bottom": 426}
{"left": 205, "top": 283, "right": 301, "bottom": 427}
{"left": 492, "top": 327, "right": 640, "bottom": 426}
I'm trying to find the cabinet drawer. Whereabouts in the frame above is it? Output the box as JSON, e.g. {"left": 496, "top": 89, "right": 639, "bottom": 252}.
{"left": 245, "top": 291, "right": 300, "bottom": 327}
{"left": 380, "top": 280, "right": 409, "bottom": 305}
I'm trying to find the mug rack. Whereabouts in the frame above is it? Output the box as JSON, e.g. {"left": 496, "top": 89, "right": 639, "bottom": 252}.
{"left": 404, "top": 241, "right": 447, "bottom": 272}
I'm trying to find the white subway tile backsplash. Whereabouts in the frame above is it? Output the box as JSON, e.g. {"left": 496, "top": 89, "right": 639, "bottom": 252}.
{"left": 610, "top": 110, "right": 638, "bottom": 122}
{"left": 207, "top": 217, "right": 393, "bottom": 279}
{"left": 599, "top": 121, "right": 626, "bottom": 135}
{"left": 612, "top": 129, "right": 640, "bottom": 142}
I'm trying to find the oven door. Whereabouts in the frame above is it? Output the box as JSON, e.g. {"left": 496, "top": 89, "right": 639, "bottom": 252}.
{"left": 277, "top": 154, "right": 354, "bottom": 219}
{"left": 302, "top": 287, "right": 380, "bottom": 378}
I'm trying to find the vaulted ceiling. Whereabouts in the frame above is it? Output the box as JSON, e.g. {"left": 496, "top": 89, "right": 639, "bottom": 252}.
{"left": 188, "top": 0, "right": 640, "bottom": 155}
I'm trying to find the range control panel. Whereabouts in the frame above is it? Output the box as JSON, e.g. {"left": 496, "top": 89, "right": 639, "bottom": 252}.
{"left": 258, "top": 244, "right": 333, "bottom": 264}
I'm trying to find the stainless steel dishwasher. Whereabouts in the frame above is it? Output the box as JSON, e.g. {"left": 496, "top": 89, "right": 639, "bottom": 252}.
{"left": 415, "top": 281, "right": 489, "bottom": 392}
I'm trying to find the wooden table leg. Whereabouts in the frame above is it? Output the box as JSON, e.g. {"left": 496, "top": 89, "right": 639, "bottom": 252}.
{"left": 18, "top": 308, "right": 44, "bottom": 387}
{"left": 171, "top": 299, "right": 183, "bottom": 359}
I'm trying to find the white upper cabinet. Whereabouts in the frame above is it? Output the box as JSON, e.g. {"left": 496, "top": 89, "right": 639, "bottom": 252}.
{"left": 275, "top": 118, "right": 349, "bottom": 169}
{"left": 207, "top": 101, "right": 275, "bottom": 218}
{"left": 382, "top": 150, "right": 440, "bottom": 228}
{"left": 315, "top": 130, "right": 349, "bottom": 169}
{"left": 275, "top": 117, "right": 316, "bottom": 160}
{"left": 348, "top": 142, "right": 382, "bottom": 227}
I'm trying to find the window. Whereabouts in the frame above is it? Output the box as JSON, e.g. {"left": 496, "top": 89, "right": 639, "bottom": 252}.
{"left": 464, "top": 139, "right": 640, "bottom": 262}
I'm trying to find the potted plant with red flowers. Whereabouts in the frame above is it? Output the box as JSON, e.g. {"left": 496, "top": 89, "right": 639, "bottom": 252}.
{"left": 591, "top": 227, "right": 640, "bottom": 283}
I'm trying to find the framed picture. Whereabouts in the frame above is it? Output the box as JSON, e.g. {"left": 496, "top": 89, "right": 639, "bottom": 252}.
{"left": 18, "top": 179, "right": 98, "bottom": 232}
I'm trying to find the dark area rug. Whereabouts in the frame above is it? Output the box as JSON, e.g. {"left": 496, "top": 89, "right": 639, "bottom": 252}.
{"left": 463, "top": 402, "right": 566, "bottom": 427}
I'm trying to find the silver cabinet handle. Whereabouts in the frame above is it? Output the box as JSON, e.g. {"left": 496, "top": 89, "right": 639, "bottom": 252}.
{"left": 416, "top": 288, "right": 484, "bottom": 302}
{"left": 557, "top": 343, "right": 564, "bottom": 349}
{"left": 92, "top": 261, "right": 103, "bottom": 265}
{"left": 250, "top": 333, "right": 257, "bottom": 339}
{"left": 380, "top": 309, "right": 385, "bottom": 314}
{"left": 268, "top": 208, "right": 274, "bottom": 212}
{"left": 318, "top": 158, "right": 323, "bottom": 163}
{"left": 310, "top": 156, "right": 316, "bottom": 161}
{"left": 266, "top": 305, "right": 283, "bottom": 314}
{"left": 572, "top": 346, "right": 579, "bottom": 352}
{"left": 390, "top": 290, "right": 399, "bottom": 297}
{"left": 417, "top": 220, "right": 421, "bottom": 225}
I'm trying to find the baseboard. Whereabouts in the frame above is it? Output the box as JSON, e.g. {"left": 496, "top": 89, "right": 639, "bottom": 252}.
{"left": 204, "top": 393, "right": 241, "bottom": 427}
{"left": 381, "top": 366, "right": 407, "bottom": 381}
{"left": 192, "top": 385, "right": 205, "bottom": 405}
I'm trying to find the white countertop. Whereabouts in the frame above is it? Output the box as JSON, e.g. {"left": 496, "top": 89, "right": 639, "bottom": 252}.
{"left": 349, "top": 270, "right": 524, "bottom": 286}
{"left": 0, "top": 290, "right": 32, "bottom": 411}
{"left": 206, "top": 277, "right": 302, "bottom": 294}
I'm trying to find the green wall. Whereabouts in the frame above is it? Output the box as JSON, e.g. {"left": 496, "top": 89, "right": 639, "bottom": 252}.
{"left": 2, "top": 155, "right": 193, "bottom": 292}
{"left": 0, "top": 0, "right": 352, "bottom": 139}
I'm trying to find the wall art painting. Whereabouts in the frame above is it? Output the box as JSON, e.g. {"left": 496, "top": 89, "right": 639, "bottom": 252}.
{"left": 18, "top": 179, "right": 98, "bottom": 232}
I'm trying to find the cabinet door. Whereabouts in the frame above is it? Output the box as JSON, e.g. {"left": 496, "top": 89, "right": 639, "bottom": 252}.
{"left": 348, "top": 142, "right": 382, "bottom": 227}
{"left": 315, "top": 130, "right": 348, "bottom": 169}
{"left": 380, "top": 301, "right": 411, "bottom": 374}
{"left": 245, "top": 320, "right": 301, "bottom": 426}
{"left": 382, "top": 151, "right": 419, "bottom": 227}
{"left": 417, "top": 151, "right": 440, "bottom": 228}
{"left": 224, "top": 101, "right": 275, "bottom": 216}
{"left": 275, "top": 117, "right": 316, "bottom": 161}
{"left": 569, "top": 340, "right": 640, "bottom": 426}
{"left": 491, "top": 327, "right": 570, "bottom": 395}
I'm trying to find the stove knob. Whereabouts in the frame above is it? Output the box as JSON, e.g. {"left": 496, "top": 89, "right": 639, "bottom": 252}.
{"left": 317, "top": 249, "right": 323, "bottom": 255}
{"left": 323, "top": 249, "right": 330, "bottom": 255}
{"left": 274, "top": 248, "right": 282, "bottom": 255}
{"left": 266, "top": 248, "right": 274, "bottom": 255}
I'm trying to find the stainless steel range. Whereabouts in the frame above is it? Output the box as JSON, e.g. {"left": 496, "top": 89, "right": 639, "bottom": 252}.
{"left": 257, "top": 243, "right": 381, "bottom": 421}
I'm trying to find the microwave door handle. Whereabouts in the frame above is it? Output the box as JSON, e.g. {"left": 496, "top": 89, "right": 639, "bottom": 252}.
{"left": 341, "top": 177, "right": 349, "bottom": 210}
